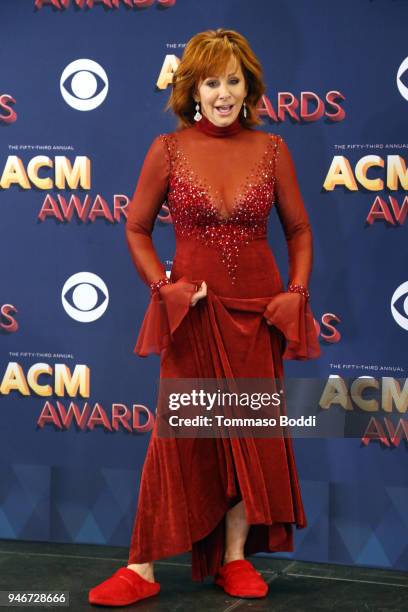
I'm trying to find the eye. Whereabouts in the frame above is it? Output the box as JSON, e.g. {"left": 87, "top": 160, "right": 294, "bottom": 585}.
{"left": 204, "top": 77, "right": 240, "bottom": 88}
{"left": 61, "top": 272, "right": 109, "bottom": 322}
{"left": 390, "top": 281, "right": 408, "bottom": 330}
{"left": 397, "top": 56, "right": 408, "bottom": 101}
{"left": 60, "top": 59, "right": 109, "bottom": 111}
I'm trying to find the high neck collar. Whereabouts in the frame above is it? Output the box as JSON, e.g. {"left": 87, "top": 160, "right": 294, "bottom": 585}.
{"left": 195, "top": 113, "right": 243, "bottom": 137}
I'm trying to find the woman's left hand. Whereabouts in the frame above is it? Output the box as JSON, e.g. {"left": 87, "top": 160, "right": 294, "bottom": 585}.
{"left": 264, "top": 291, "right": 306, "bottom": 326}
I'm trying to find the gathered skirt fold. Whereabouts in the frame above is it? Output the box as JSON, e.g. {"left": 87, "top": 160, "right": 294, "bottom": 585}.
{"left": 128, "top": 284, "right": 320, "bottom": 580}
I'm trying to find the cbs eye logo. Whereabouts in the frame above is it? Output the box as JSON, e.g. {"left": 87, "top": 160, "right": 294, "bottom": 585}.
{"left": 60, "top": 59, "right": 108, "bottom": 111}
{"left": 397, "top": 56, "right": 408, "bottom": 102}
{"left": 390, "top": 281, "right": 408, "bottom": 331}
{"left": 62, "top": 272, "right": 109, "bottom": 322}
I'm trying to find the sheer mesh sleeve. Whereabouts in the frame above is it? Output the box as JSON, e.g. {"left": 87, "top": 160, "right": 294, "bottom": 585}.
{"left": 126, "top": 134, "right": 198, "bottom": 357}
{"left": 262, "top": 136, "right": 320, "bottom": 360}
{"left": 275, "top": 137, "right": 313, "bottom": 289}
{"left": 125, "top": 135, "right": 170, "bottom": 286}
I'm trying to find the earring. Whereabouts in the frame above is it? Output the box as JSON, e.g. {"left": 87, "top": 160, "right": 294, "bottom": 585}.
{"left": 243, "top": 100, "right": 247, "bottom": 119}
{"left": 194, "top": 101, "right": 202, "bottom": 122}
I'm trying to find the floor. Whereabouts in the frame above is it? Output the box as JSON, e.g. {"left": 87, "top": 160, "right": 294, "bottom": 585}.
{"left": 0, "top": 540, "right": 406, "bottom": 611}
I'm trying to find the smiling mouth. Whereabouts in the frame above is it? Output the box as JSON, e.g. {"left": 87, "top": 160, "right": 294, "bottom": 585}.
{"left": 215, "top": 105, "right": 234, "bottom": 114}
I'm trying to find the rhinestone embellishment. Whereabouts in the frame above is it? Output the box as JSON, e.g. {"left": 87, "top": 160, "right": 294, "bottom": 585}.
{"left": 161, "top": 133, "right": 282, "bottom": 284}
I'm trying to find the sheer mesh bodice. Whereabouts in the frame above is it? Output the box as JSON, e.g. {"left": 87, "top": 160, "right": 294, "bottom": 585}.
{"left": 125, "top": 114, "right": 313, "bottom": 288}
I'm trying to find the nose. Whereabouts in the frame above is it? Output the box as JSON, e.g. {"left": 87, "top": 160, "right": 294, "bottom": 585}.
{"left": 218, "top": 81, "right": 232, "bottom": 100}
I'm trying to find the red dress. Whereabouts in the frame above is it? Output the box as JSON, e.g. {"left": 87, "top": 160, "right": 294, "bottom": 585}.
{"left": 125, "top": 114, "right": 321, "bottom": 582}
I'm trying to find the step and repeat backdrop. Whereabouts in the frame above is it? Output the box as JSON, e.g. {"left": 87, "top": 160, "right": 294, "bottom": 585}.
{"left": 1, "top": 0, "right": 407, "bottom": 571}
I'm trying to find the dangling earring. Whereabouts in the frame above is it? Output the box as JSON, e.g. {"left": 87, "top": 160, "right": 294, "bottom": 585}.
{"left": 243, "top": 100, "right": 247, "bottom": 119}
{"left": 194, "top": 101, "right": 202, "bottom": 122}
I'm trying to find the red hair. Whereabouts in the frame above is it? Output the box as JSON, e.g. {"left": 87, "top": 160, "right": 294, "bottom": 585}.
{"left": 166, "top": 28, "right": 266, "bottom": 129}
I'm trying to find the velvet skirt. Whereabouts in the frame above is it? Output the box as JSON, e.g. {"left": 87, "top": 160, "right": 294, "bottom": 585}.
{"left": 127, "top": 238, "right": 320, "bottom": 581}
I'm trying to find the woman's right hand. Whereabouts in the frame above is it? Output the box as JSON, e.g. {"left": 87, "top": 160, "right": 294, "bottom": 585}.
{"left": 190, "top": 281, "right": 207, "bottom": 306}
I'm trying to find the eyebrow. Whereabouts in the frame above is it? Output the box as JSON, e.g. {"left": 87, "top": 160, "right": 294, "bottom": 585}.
{"left": 206, "top": 73, "right": 238, "bottom": 78}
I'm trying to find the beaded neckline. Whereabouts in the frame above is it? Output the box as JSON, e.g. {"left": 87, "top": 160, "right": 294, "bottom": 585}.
{"left": 195, "top": 113, "right": 243, "bottom": 138}
{"left": 161, "top": 132, "right": 282, "bottom": 283}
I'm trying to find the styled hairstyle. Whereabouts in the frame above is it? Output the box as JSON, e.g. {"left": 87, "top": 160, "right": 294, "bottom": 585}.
{"left": 165, "top": 28, "right": 266, "bottom": 129}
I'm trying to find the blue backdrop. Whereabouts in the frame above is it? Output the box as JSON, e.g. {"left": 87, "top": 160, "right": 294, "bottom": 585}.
{"left": 0, "top": 0, "right": 407, "bottom": 572}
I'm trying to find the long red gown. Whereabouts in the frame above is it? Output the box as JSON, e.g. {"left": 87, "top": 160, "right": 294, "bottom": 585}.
{"left": 125, "top": 113, "right": 321, "bottom": 582}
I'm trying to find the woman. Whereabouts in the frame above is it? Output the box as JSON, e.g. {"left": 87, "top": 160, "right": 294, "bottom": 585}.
{"left": 89, "top": 28, "right": 320, "bottom": 607}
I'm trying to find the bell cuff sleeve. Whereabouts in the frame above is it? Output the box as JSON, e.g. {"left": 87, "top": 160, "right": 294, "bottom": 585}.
{"left": 133, "top": 276, "right": 198, "bottom": 357}
{"left": 263, "top": 291, "right": 321, "bottom": 361}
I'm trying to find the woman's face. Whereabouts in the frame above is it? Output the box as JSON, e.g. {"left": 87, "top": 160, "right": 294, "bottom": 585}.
{"left": 195, "top": 56, "right": 248, "bottom": 127}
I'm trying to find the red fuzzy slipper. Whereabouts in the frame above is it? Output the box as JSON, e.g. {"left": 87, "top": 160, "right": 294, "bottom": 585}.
{"left": 215, "top": 559, "right": 269, "bottom": 598}
{"left": 88, "top": 566, "right": 160, "bottom": 607}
